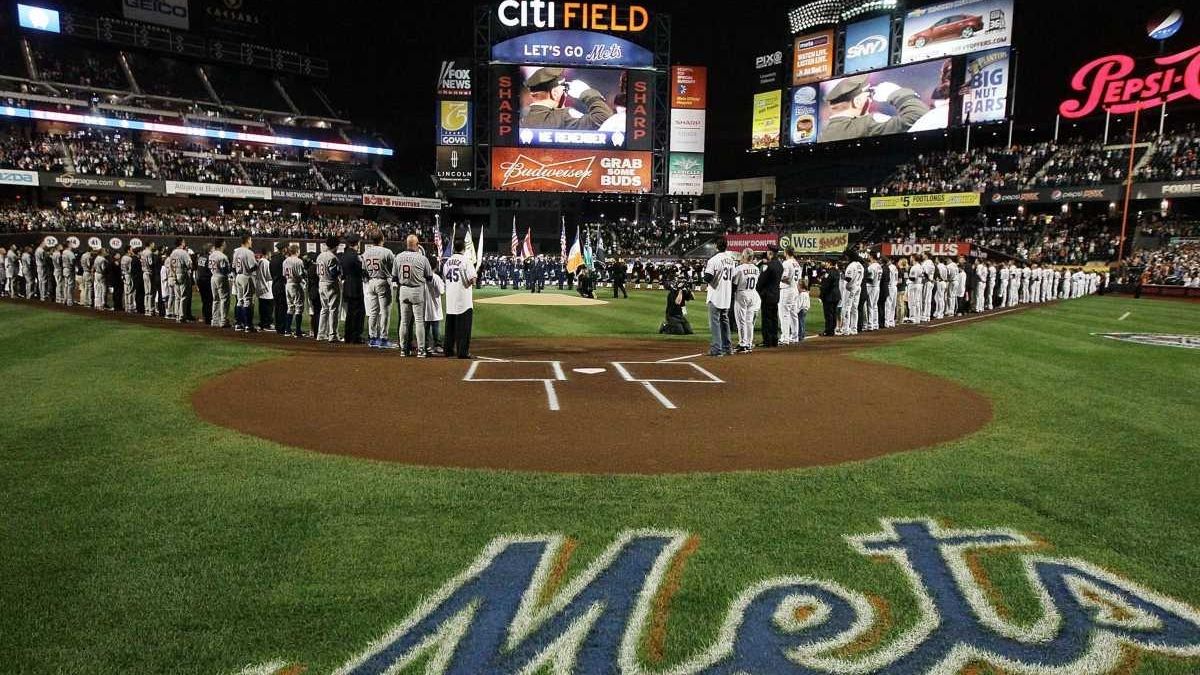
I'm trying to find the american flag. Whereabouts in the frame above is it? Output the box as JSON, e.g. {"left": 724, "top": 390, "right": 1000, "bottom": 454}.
{"left": 559, "top": 218, "right": 567, "bottom": 260}
{"left": 522, "top": 227, "right": 535, "bottom": 258}
{"left": 510, "top": 217, "right": 520, "bottom": 258}
{"left": 433, "top": 228, "right": 443, "bottom": 259}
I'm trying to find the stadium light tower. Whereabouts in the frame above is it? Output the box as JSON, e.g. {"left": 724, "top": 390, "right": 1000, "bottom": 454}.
{"left": 787, "top": 0, "right": 897, "bottom": 34}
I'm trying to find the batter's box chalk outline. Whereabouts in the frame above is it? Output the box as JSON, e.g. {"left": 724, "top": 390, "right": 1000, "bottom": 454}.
{"left": 611, "top": 361, "right": 724, "bottom": 410}
{"left": 463, "top": 360, "right": 567, "bottom": 412}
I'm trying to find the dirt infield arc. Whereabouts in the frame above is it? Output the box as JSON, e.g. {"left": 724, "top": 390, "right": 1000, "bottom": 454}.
{"left": 192, "top": 332, "right": 994, "bottom": 474}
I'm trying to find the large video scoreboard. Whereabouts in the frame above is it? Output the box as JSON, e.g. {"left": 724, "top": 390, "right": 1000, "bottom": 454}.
{"left": 436, "top": 3, "right": 705, "bottom": 196}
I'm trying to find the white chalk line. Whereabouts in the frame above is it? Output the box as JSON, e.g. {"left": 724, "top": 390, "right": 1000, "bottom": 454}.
{"left": 1118, "top": 312, "right": 1131, "bottom": 321}
{"left": 920, "top": 307, "right": 1022, "bottom": 328}
{"left": 543, "top": 380, "right": 560, "bottom": 412}
{"left": 641, "top": 382, "right": 677, "bottom": 410}
{"left": 657, "top": 353, "right": 704, "bottom": 363}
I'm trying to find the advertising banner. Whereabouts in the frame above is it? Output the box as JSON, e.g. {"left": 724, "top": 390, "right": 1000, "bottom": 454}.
{"left": 793, "top": 30, "right": 835, "bottom": 86}
{"left": 164, "top": 181, "right": 272, "bottom": 200}
{"left": 200, "top": 0, "right": 265, "bottom": 39}
{"left": 818, "top": 58, "right": 952, "bottom": 143}
{"left": 751, "top": 90, "right": 782, "bottom": 150}
{"left": 43, "top": 173, "right": 161, "bottom": 193}
{"left": 271, "top": 189, "right": 363, "bottom": 205}
{"left": 492, "top": 65, "right": 520, "bottom": 147}
{"left": 755, "top": 50, "right": 785, "bottom": 89}
{"left": 625, "top": 69, "right": 654, "bottom": 151}
{"left": 671, "top": 66, "right": 707, "bottom": 109}
{"left": 871, "top": 192, "right": 980, "bottom": 210}
{"left": 516, "top": 65, "right": 627, "bottom": 148}
{"left": 122, "top": 0, "right": 190, "bottom": 30}
{"left": 844, "top": 16, "right": 891, "bottom": 74}
{"left": 436, "top": 146, "right": 474, "bottom": 188}
{"left": 437, "top": 59, "right": 473, "bottom": 99}
{"left": 778, "top": 232, "right": 850, "bottom": 254}
{"left": 1137, "top": 181, "right": 1200, "bottom": 199}
{"left": 492, "top": 31, "right": 653, "bottom": 69}
{"left": 668, "top": 153, "right": 704, "bottom": 196}
{"left": 437, "top": 100, "right": 473, "bottom": 146}
{"left": 901, "top": 0, "right": 1014, "bottom": 64}
{"left": 362, "top": 194, "right": 443, "bottom": 210}
{"left": 987, "top": 186, "right": 1121, "bottom": 204}
{"left": 787, "top": 85, "right": 820, "bottom": 145}
{"left": 670, "top": 109, "right": 706, "bottom": 153}
{"left": 961, "top": 47, "right": 1009, "bottom": 124}
{"left": 725, "top": 233, "right": 780, "bottom": 252}
{"left": 491, "top": 147, "right": 652, "bottom": 193}
{"left": 881, "top": 242, "right": 972, "bottom": 257}
{"left": 0, "top": 169, "right": 39, "bottom": 186}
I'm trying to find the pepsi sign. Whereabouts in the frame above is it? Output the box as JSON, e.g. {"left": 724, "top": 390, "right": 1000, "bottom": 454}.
{"left": 844, "top": 16, "right": 891, "bottom": 74}
{"left": 1148, "top": 9, "right": 1183, "bottom": 41}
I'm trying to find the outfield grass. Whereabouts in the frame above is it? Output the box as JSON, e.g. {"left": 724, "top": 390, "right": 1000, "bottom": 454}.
{"left": 1, "top": 296, "right": 1198, "bottom": 674}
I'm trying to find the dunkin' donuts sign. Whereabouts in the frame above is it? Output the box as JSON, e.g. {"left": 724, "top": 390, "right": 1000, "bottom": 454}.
{"left": 1060, "top": 43, "right": 1200, "bottom": 118}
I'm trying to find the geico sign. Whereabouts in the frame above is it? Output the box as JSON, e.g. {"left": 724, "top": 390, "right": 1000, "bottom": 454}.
{"left": 124, "top": 0, "right": 188, "bottom": 20}
{"left": 496, "top": 1, "right": 649, "bottom": 32}
{"left": 846, "top": 35, "right": 887, "bottom": 59}
{"left": 1060, "top": 44, "right": 1200, "bottom": 118}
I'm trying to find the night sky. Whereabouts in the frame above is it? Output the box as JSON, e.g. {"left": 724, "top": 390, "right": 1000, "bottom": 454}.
{"left": 278, "top": 1, "right": 1200, "bottom": 181}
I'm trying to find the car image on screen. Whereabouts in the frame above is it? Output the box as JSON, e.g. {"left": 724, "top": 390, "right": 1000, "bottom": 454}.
{"left": 906, "top": 14, "right": 984, "bottom": 47}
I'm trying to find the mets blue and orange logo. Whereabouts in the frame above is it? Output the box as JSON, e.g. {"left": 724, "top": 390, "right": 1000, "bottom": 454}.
{"left": 241, "top": 518, "right": 1200, "bottom": 674}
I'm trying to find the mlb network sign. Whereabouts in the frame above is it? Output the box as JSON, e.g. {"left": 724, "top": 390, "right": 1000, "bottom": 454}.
{"left": 243, "top": 517, "right": 1200, "bottom": 674}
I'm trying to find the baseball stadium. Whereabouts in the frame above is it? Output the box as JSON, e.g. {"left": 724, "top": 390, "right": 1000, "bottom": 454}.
{"left": 1, "top": 1, "right": 1199, "bottom": 674}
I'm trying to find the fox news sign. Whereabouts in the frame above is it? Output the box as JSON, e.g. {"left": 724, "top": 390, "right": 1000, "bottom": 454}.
{"left": 437, "top": 59, "right": 473, "bottom": 99}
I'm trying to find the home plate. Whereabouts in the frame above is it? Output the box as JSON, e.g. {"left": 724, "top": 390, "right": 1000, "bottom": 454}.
{"left": 574, "top": 368, "right": 607, "bottom": 375}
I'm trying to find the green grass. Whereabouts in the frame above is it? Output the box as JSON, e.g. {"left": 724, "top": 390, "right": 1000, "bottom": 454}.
{"left": 1, "top": 296, "right": 1198, "bottom": 674}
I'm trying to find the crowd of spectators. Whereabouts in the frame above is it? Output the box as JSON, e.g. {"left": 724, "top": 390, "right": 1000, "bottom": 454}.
{"left": 1123, "top": 243, "right": 1200, "bottom": 286}
{"left": 0, "top": 132, "right": 67, "bottom": 172}
{"left": 1137, "top": 126, "right": 1200, "bottom": 182}
{"left": 1032, "top": 141, "right": 1132, "bottom": 187}
{"left": 66, "top": 128, "right": 153, "bottom": 178}
{"left": 239, "top": 162, "right": 324, "bottom": 191}
{"left": 31, "top": 43, "right": 126, "bottom": 91}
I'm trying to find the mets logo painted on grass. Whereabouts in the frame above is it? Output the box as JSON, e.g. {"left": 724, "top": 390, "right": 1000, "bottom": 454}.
{"left": 245, "top": 518, "right": 1200, "bottom": 674}
{"left": 1098, "top": 333, "right": 1200, "bottom": 349}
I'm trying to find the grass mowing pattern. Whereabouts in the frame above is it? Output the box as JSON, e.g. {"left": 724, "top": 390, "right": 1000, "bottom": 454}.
{"left": 0, "top": 296, "right": 1197, "bottom": 674}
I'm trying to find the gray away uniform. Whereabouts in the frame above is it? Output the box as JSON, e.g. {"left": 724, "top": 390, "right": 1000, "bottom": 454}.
{"left": 395, "top": 250, "right": 434, "bottom": 353}
{"left": 168, "top": 248, "right": 193, "bottom": 319}
{"left": 316, "top": 250, "right": 341, "bottom": 342}
{"left": 361, "top": 245, "right": 395, "bottom": 341}
{"left": 209, "top": 250, "right": 231, "bottom": 327}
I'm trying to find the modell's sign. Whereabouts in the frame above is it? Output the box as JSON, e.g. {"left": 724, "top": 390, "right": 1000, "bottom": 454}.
{"left": 881, "top": 242, "right": 972, "bottom": 257}
{"left": 495, "top": 1, "right": 649, "bottom": 32}
{"left": 491, "top": 147, "right": 651, "bottom": 193}
{"left": 1059, "top": 43, "right": 1200, "bottom": 118}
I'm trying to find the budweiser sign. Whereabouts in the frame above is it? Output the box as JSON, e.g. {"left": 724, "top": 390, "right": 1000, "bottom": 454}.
{"left": 491, "top": 148, "right": 651, "bottom": 193}
{"left": 1059, "top": 44, "right": 1200, "bottom": 118}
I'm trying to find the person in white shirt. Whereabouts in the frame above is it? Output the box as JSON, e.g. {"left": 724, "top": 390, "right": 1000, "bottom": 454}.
{"left": 796, "top": 281, "right": 812, "bottom": 342}
{"left": 424, "top": 262, "right": 446, "bottom": 355}
{"left": 703, "top": 240, "right": 735, "bottom": 357}
{"left": 905, "top": 255, "right": 924, "bottom": 324}
{"left": 840, "top": 253, "right": 864, "bottom": 336}
{"left": 865, "top": 252, "right": 882, "bottom": 331}
{"left": 1006, "top": 263, "right": 1020, "bottom": 308}
{"left": 443, "top": 238, "right": 477, "bottom": 359}
{"left": 884, "top": 256, "right": 899, "bottom": 328}
{"left": 778, "top": 249, "right": 799, "bottom": 345}
{"left": 974, "top": 261, "right": 987, "bottom": 313}
{"left": 921, "top": 256, "right": 935, "bottom": 322}
{"left": 731, "top": 249, "right": 761, "bottom": 353}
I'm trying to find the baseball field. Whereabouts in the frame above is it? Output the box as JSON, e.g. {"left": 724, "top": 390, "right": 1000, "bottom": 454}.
{"left": 2, "top": 290, "right": 1199, "bottom": 674}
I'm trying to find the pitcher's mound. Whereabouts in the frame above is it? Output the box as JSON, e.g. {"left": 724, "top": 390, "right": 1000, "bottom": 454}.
{"left": 477, "top": 293, "right": 608, "bottom": 306}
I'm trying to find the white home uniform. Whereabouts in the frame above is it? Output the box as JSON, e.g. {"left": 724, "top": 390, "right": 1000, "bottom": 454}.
{"left": 885, "top": 261, "right": 899, "bottom": 327}
{"left": 974, "top": 264, "right": 987, "bottom": 313}
{"left": 1005, "top": 265, "right": 1019, "bottom": 307}
{"left": 51, "top": 248, "right": 63, "bottom": 303}
{"left": 443, "top": 252, "right": 477, "bottom": 357}
{"left": 865, "top": 260, "right": 881, "bottom": 331}
{"left": 921, "top": 258, "right": 935, "bottom": 322}
{"left": 731, "top": 262, "right": 761, "bottom": 350}
{"left": 361, "top": 244, "right": 395, "bottom": 344}
{"left": 932, "top": 260, "right": 948, "bottom": 320}
{"left": 778, "top": 258, "right": 798, "bottom": 345}
{"left": 34, "top": 245, "right": 47, "bottom": 301}
{"left": 92, "top": 254, "right": 108, "bottom": 310}
{"left": 906, "top": 262, "right": 923, "bottom": 324}
{"left": 120, "top": 252, "right": 136, "bottom": 313}
{"left": 4, "top": 248, "right": 15, "bottom": 297}
{"left": 841, "top": 259, "right": 863, "bottom": 335}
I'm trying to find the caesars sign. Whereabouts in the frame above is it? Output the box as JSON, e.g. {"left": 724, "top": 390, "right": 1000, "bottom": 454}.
{"left": 495, "top": 1, "right": 649, "bottom": 32}
{"left": 1060, "top": 42, "right": 1200, "bottom": 118}
{"left": 881, "top": 242, "right": 972, "bottom": 257}
{"left": 491, "top": 147, "right": 651, "bottom": 193}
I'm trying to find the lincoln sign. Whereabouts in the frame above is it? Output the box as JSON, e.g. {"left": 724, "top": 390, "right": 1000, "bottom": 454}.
{"left": 1059, "top": 43, "right": 1200, "bottom": 118}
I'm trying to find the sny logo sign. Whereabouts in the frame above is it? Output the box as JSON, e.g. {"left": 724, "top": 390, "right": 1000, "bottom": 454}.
{"left": 242, "top": 518, "right": 1200, "bottom": 674}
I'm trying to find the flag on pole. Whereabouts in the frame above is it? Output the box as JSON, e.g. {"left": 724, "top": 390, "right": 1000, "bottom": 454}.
{"left": 464, "top": 227, "right": 477, "bottom": 270}
{"left": 583, "top": 237, "right": 594, "bottom": 268}
{"left": 522, "top": 227, "right": 534, "bottom": 258}
{"left": 566, "top": 226, "right": 584, "bottom": 273}
{"left": 510, "top": 216, "right": 519, "bottom": 258}
{"left": 559, "top": 218, "right": 567, "bottom": 260}
{"left": 595, "top": 229, "right": 606, "bottom": 264}
{"left": 433, "top": 228, "right": 443, "bottom": 261}
{"left": 450, "top": 221, "right": 457, "bottom": 253}
{"left": 475, "top": 225, "right": 485, "bottom": 272}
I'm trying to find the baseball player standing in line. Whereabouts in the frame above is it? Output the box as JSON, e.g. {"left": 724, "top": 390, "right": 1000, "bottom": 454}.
{"left": 34, "top": 240, "right": 47, "bottom": 301}
{"left": 231, "top": 235, "right": 258, "bottom": 332}
{"left": 442, "top": 238, "right": 477, "bottom": 359}
{"left": 731, "top": 248, "right": 761, "bottom": 354}
{"left": 362, "top": 228, "right": 397, "bottom": 349}
{"left": 865, "top": 252, "right": 881, "bottom": 331}
{"left": 703, "top": 239, "right": 735, "bottom": 357}
{"left": 51, "top": 244, "right": 63, "bottom": 303}
{"left": 778, "top": 249, "right": 798, "bottom": 345}
{"left": 78, "top": 247, "right": 92, "bottom": 307}
{"left": 3, "top": 246, "right": 15, "bottom": 297}
{"left": 121, "top": 247, "right": 136, "bottom": 314}
{"left": 840, "top": 253, "right": 864, "bottom": 336}
{"left": 167, "top": 239, "right": 193, "bottom": 322}
{"left": 904, "top": 254, "right": 923, "bottom": 324}
{"left": 395, "top": 234, "right": 434, "bottom": 357}
{"left": 92, "top": 248, "right": 109, "bottom": 310}
{"left": 60, "top": 244, "right": 75, "bottom": 306}
{"left": 885, "top": 256, "right": 899, "bottom": 327}
{"left": 254, "top": 247, "right": 274, "bottom": 332}
{"left": 209, "top": 239, "right": 231, "bottom": 328}
{"left": 139, "top": 243, "right": 156, "bottom": 316}
{"left": 283, "top": 244, "right": 306, "bottom": 338}
{"left": 974, "top": 261, "right": 988, "bottom": 313}
{"left": 316, "top": 236, "right": 342, "bottom": 343}
{"left": 917, "top": 255, "right": 932, "bottom": 322}
{"left": 945, "top": 257, "right": 959, "bottom": 317}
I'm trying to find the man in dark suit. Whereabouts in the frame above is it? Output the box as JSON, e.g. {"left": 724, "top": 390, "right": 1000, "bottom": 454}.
{"left": 151, "top": 247, "right": 165, "bottom": 316}
{"left": 878, "top": 254, "right": 891, "bottom": 325}
{"left": 820, "top": 261, "right": 841, "bottom": 336}
{"left": 339, "top": 235, "right": 366, "bottom": 344}
{"left": 196, "top": 243, "right": 213, "bottom": 326}
{"left": 610, "top": 259, "right": 627, "bottom": 298}
{"left": 270, "top": 242, "right": 287, "bottom": 334}
{"left": 757, "top": 244, "right": 782, "bottom": 347}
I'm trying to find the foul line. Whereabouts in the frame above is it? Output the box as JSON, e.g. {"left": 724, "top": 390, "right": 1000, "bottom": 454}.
{"left": 1118, "top": 312, "right": 1131, "bottom": 321}
{"left": 543, "top": 380, "right": 561, "bottom": 411}
{"left": 641, "top": 382, "right": 676, "bottom": 409}
{"left": 920, "top": 307, "right": 1022, "bottom": 328}
{"left": 475, "top": 355, "right": 508, "bottom": 362}
{"left": 657, "top": 353, "right": 703, "bottom": 363}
